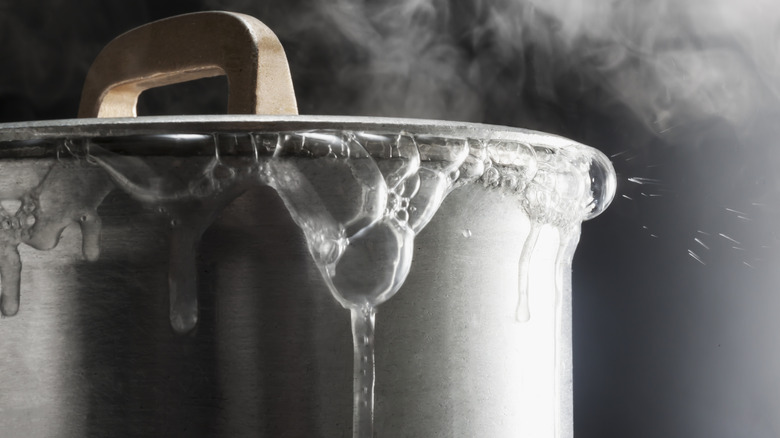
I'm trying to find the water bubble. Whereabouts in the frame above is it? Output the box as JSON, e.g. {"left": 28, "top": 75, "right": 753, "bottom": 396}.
{"left": 502, "top": 174, "right": 518, "bottom": 190}
{"left": 462, "top": 229, "right": 472, "bottom": 238}
{"left": 262, "top": 135, "right": 278, "bottom": 153}
{"left": 583, "top": 150, "right": 617, "bottom": 220}
{"left": 388, "top": 192, "right": 401, "bottom": 212}
{"left": 483, "top": 167, "right": 500, "bottom": 187}
{"left": 211, "top": 162, "right": 236, "bottom": 182}
{"left": 400, "top": 174, "right": 421, "bottom": 199}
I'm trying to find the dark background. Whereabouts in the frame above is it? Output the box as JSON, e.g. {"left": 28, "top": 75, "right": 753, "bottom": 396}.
{"left": 2, "top": 1, "right": 780, "bottom": 436}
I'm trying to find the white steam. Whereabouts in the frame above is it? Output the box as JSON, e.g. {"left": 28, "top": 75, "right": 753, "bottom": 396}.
{"left": 213, "top": 0, "right": 780, "bottom": 136}
{"left": 1, "top": 0, "right": 778, "bottom": 138}
{"left": 554, "top": 0, "right": 780, "bottom": 135}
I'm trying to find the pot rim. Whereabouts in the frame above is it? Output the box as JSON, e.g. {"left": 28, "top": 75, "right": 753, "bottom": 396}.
{"left": 0, "top": 115, "right": 589, "bottom": 148}
{"left": 0, "top": 114, "right": 617, "bottom": 222}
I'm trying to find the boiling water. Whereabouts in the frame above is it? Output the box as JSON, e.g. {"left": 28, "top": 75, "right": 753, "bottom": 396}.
{"left": 0, "top": 130, "right": 613, "bottom": 437}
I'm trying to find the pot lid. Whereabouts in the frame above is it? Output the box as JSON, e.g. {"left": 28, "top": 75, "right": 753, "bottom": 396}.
{"left": 0, "top": 11, "right": 615, "bottom": 222}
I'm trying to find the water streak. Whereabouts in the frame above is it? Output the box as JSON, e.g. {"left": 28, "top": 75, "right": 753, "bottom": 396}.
{"left": 552, "top": 225, "right": 580, "bottom": 438}
{"left": 91, "top": 140, "right": 254, "bottom": 333}
{"left": 350, "top": 306, "right": 376, "bottom": 438}
{"left": 516, "top": 221, "right": 541, "bottom": 322}
{"left": 718, "top": 233, "right": 740, "bottom": 245}
{"left": 688, "top": 249, "right": 706, "bottom": 265}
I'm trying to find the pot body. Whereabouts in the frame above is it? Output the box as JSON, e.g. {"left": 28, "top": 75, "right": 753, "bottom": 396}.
{"left": 0, "top": 117, "right": 614, "bottom": 438}
{"left": 0, "top": 165, "right": 571, "bottom": 438}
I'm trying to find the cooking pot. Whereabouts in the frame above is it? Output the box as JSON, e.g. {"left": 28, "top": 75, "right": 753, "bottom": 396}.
{"left": 0, "top": 11, "right": 615, "bottom": 438}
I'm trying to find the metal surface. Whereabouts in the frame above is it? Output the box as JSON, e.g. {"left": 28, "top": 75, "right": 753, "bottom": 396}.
{"left": 0, "top": 114, "right": 599, "bottom": 146}
{"left": 0, "top": 170, "right": 571, "bottom": 437}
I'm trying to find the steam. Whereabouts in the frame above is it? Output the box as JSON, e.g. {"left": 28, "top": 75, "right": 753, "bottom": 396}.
{"left": 211, "top": 0, "right": 780, "bottom": 137}
{"left": 562, "top": 0, "right": 780, "bottom": 136}
{"left": 1, "top": 0, "right": 778, "bottom": 138}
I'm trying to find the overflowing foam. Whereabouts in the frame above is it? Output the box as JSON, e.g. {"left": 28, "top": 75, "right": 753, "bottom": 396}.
{"left": 0, "top": 130, "right": 613, "bottom": 437}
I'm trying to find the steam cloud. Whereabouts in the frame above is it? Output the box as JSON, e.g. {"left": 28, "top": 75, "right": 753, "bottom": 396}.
{"left": 1, "top": 0, "right": 779, "bottom": 139}
{"left": 217, "top": 0, "right": 780, "bottom": 138}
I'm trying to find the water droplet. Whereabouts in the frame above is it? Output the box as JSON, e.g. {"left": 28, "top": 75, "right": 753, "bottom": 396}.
{"left": 21, "top": 200, "right": 35, "bottom": 213}
{"left": 483, "top": 167, "right": 500, "bottom": 187}
{"left": 461, "top": 229, "right": 472, "bottom": 238}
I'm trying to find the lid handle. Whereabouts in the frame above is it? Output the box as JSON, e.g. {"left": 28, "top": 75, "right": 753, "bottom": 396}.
{"left": 78, "top": 11, "right": 298, "bottom": 118}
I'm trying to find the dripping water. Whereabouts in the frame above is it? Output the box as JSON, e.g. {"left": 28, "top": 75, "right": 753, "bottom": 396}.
{"left": 268, "top": 132, "right": 471, "bottom": 435}
{"left": 350, "top": 306, "right": 376, "bottom": 438}
{"left": 89, "top": 136, "right": 253, "bottom": 333}
{"left": 552, "top": 225, "right": 581, "bottom": 438}
{"left": 516, "top": 221, "right": 541, "bottom": 322}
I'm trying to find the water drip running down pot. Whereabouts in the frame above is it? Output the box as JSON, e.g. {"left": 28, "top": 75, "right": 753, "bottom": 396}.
{"left": 0, "top": 11, "right": 615, "bottom": 438}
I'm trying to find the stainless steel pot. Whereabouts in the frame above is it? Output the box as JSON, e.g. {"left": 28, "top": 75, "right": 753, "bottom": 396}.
{"left": 0, "top": 12, "right": 615, "bottom": 438}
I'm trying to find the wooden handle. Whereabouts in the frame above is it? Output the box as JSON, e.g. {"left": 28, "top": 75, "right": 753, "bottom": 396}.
{"left": 78, "top": 11, "right": 298, "bottom": 118}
